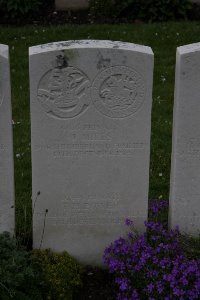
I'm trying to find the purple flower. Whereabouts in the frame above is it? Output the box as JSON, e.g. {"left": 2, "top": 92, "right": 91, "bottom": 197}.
{"left": 149, "top": 199, "right": 168, "bottom": 214}
{"left": 180, "top": 276, "right": 188, "bottom": 286}
{"left": 103, "top": 217, "right": 200, "bottom": 300}
{"left": 128, "top": 232, "right": 134, "bottom": 239}
{"left": 125, "top": 218, "right": 134, "bottom": 227}
{"left": 147, "top": 270, "right": 159, "bottom": 278}
{"left": 130, "top": 289, "right": 140, "bottom": 300}
{"left": 116, "top": 277, "right": 130, "bottom": 291}
{"left": 146, "top": 282, "right": 154, "bottom": 292}
{"left": 173, "top": 287, "right": 185, "bottom": 297}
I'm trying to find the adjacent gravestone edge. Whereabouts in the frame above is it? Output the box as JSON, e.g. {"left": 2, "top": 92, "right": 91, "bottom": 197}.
{"left": 0, "top": 44, "right": 9, "bottom": 58}
{"left": 169, "top": 42, "right": 200, "bottom": 236}
{"left": 0, "top": 44, "right": 15, "bottom": 234}
{"left": 177, "top": 42, "right": 200, "bottom": 55}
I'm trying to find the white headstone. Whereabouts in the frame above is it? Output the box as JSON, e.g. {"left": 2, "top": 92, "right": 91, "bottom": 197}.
{"left": 0, "top": 44, "right": 15, "bottom": 233}
{"left": 29, "top": 40, "right": 153, "bottom": 264}
{"left": 169, "top": 43, "right": 200, "bottom": 236}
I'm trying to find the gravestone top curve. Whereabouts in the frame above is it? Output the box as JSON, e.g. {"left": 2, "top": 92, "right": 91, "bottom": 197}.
{"left": 29, "top": 40, "right": 153, "bottom": 55}
{"left": 177, "top": 42, "right": 200, "bottom": 55}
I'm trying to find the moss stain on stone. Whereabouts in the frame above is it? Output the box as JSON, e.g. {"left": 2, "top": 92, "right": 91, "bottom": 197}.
{"left": 64, "top": 49, "right": 78, "bottom": 62}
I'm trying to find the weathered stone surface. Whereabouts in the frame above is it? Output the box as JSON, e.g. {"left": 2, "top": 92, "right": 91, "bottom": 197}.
{"left": 29, "top": 40, "right": 153, "bottom": 264}
{"left": 55, "top": 0, "right": 88, "bottom": 11}
{"left": 169, "top": 43, "right": 200, "bottom": 236}
{"left": 0, "top": 44, "right": 15, "bottom": 233}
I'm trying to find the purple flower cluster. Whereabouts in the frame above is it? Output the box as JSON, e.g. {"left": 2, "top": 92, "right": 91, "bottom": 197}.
{"left": 103, "top": 201, "right": 200, "bottom": 299}
{"left": 149, "top": 199, "right": 168, "bottom": 215}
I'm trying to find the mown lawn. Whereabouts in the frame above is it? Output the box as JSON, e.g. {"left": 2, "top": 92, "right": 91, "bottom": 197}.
{"left": 0, "top": 21, "right": 200, "bottom": 237}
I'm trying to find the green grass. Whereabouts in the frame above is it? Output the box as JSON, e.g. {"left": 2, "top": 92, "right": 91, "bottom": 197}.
{"left": 0, "top": 21, "right": 200, "bottom": 239}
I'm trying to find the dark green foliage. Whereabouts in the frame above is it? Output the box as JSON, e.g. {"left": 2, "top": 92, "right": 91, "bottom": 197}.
{"left": 180, "top": 234, "right": 200, "bottom": 260}
{"left": 0, "top": 0, "right": 41, "bottom": 18}
{"left": 89, "top": 0, "right": 113, "bottom": 18}
{"left": 0, "top": 232, "right": 45, "bottom": 300}
{"left": 89, "top": 0, "right": 191, "bottom": 21}
{"left": 139, "top": 0, "right": 192, "bottom": 22}
{"left": 89, "top": 0, "right": 139, "bottom": 19}
{"left": 74, "top": 266, "right": 116, "bottom": 300}
{"left": 33, "top": 249, "right": 83, "bottom": 300}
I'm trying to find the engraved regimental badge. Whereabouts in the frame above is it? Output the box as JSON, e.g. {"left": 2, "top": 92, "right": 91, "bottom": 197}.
{"left": 37, "top": 67, "right": 91, "bottom": 119}
{"left": 92, "top": 66, "right": 145, "bottom": 118}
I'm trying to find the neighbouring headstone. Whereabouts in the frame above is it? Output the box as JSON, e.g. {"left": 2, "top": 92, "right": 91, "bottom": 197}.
{"left": 0, "top": 44, "right": 15, "bottom": 233}
{"left": 169, "top": 43, "right": 200, "bottom": 236}
{"left": 29, "top": 40, "right": 153, "bottom": 264}
{"left": 55, "top": 0, "right": 88, "bottom": 11}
